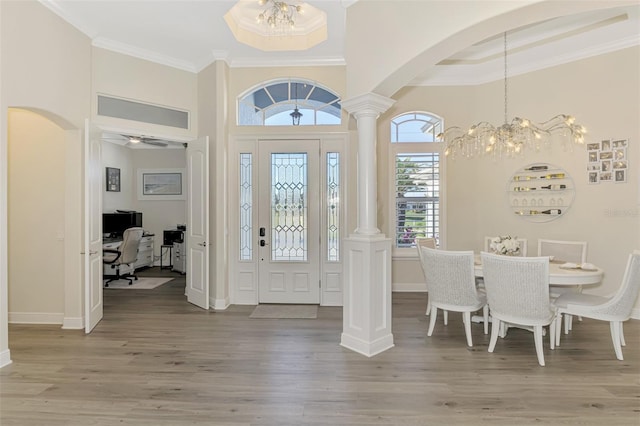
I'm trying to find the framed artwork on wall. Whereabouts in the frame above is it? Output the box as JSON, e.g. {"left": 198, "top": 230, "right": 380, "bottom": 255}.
{"left": 106, "top": 167, "right": 121, "bottom": 192}
{"left": 587, "top": 139, "right": 628, "bottom": 184}
{"left": 137, "top": 168, "right": 186, "bottom": 201}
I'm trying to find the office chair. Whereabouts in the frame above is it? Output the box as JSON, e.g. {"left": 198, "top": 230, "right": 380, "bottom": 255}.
{"left": 103, "top": 227, "right": 144, "bottom": 286}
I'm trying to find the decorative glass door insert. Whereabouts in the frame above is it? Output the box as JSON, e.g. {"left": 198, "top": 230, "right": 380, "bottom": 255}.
{"left": 271, "top": 153, "right": 308, "bottom": 262}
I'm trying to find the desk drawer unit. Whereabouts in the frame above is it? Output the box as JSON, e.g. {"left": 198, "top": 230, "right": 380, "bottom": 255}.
{"left": 172, "top": 242, "right": 186, "bottom": 274}
{"left": 134, "top": 235, "right": 155, "bottom": 269}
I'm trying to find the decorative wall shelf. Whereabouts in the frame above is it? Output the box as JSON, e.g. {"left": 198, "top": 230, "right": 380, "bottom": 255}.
{"left": 507, "top": 163, "right": 574, "bottom": 222}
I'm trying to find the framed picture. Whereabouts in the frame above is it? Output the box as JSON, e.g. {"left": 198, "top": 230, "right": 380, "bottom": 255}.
{"left": 615, "top": 170, "right": 626, "bottom": 183}
{"left": 137, "top": 168, "right": 186, "bottom": 200}
{"left": 587, "top": 138, "right": 628, "bottom": 184}
{"left": 106, "top": 167, "right": 121, "bottom": 192}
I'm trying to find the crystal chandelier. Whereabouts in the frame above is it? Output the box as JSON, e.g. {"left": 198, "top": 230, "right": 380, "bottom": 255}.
{"left": 257, "top": 0, "right": 302, "bottom": 31}
{"left": 438, "top": 32, "right": 586, "bottom": 159}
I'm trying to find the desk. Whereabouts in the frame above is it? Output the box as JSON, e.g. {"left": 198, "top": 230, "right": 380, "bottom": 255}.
{"left": 474, "top": 256, "right": 604, "bottom": 286}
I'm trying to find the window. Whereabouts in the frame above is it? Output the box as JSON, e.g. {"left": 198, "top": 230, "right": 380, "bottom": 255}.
{"left": 238, "top": 79, "right": 341, "bottom": 126}
{"left": 390, "top": 112, "right": 444, "bottom": 248}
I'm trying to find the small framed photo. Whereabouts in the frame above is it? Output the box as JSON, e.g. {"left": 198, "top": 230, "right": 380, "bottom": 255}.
{"left": 588, "top": 151, "right": 598, "bottom": 163}
{"left": 106, "top": 167, "right": 121, "bottom": 192}
{"left": 600, "top": 172, "right": 612, "bottom": 182}
{"left": 613, "top": 160, "right": 627, "bottom": 169}
{"left": 613, "top": 148, "right": 626, "bottom": 160}
{"left": 601, "top": 160, "right": 612, "bottom": 172}
{"left": 587, "top": 142, "right": 600, "bottom": 151}
{"left": 601, "top": 139, "right": 611, "bottom": 151}
{"left": 615, "top": 169, "right": 626, "bottom": 183}
{"left": 137, "top": 168, "right": 186, "bottom": 201}
{"left": 588, "top": 172, "right": 599, "bottom": 184}
{"left": 587, "top": 163, "right": 600, "bottom": 171}
{"left": 612, "top": 139, "right": 628, "bottom": 149}
{"left": 600, "top": 151, "right": 613, "bottom": 160}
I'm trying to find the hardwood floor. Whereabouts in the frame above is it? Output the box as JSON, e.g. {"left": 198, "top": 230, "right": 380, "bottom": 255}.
{"left": 2, "top": 270, "right": 639, "bottom": 425}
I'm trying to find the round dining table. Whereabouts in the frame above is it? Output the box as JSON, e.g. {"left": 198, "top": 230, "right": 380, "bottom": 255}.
{"left": 473, "top": 256, "right": 604, "bottom": 286}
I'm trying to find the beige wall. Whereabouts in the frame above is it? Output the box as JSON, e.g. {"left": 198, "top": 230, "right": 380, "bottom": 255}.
{"left": 1, "top": 0, "right": 91, "bottom": 331}
{"left": 381, "top": 47, "right": 640, "bottom": 314}
{"left": 8, "top": 109, "right": 65, "bottom": 320}
{"left": 92, "top": 48, "right": 199, "bottom": 140}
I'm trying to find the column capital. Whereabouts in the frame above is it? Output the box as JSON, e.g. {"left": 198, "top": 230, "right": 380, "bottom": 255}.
{"left": 342, "top": 92, "right": 395, "bottom": 118}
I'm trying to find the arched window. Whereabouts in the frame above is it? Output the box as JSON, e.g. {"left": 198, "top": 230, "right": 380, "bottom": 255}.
{"left": 389, "top": 112, "right": 445, "bottom": 249}
{"left": 238, "top": 79, "right": 341, "bottom": 126}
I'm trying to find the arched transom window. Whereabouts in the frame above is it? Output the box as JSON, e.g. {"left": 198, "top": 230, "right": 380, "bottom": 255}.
{"left": 238, "top": 79, "right": 341, "bottom": 126}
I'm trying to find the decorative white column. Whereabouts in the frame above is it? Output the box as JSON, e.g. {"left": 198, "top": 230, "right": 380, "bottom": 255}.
{"left": 341, "top": 92, "right": 395, "bottom": 357}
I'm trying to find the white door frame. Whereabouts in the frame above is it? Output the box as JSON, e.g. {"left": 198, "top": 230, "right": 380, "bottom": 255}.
{"left": 228, "top": 133, "right": 349, "bottom": 307}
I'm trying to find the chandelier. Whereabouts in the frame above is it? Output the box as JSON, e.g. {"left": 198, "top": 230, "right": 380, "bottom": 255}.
{"left": 438, "top": 32, "right": 586, "bottom": 159}
{"left": 257, "top": 0, "right": 302, "bottom": 32}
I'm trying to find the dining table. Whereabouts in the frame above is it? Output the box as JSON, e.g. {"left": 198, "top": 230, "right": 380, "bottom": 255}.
{"left": 470, "top": 255, "right": 604, "bottom": 332}
{"left": 473, "top": 255, "right": 604, "bottom": 286}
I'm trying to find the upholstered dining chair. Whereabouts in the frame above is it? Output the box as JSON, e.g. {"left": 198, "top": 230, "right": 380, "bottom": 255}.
{"left": 416, "top": 237, "right": 437, "bottom": 317}
{"left": 103, "top": 227, "right": 144, "bottom": 286}
{"left": 480, "top": 252, "right": 557, "bottom": 366}
{"left": 554, "top": 250, "right": 640, "bottom": 360}
{"left": 538, "top": 239, "right": 588, "bottom": 334}
{"left": 420, "top": 247, "right": 489, "bottom": 346}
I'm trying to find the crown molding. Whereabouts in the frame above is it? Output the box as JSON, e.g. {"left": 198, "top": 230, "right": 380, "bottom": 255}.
{"left": 227, "top": 56, "right": 346, "bottom": 68}
{"left": 38, "top": 0, "right": 98, "bottom": 38}
{"left": 92, "top": 37, "right": 200, "bottom": 73}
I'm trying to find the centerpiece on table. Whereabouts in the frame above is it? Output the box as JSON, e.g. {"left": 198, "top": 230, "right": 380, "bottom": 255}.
{"left": 489, "top": 235, "right": 520, "bottom": 256}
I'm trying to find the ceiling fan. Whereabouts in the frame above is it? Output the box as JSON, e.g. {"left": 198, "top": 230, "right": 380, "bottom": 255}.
{"left": 101, "top": 133, "right": 170, "bottom": 147}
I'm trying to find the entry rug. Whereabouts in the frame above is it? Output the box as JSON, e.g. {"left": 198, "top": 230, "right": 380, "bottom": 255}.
{"left": 250, "top": 304, "right": 318, "bottom": 319}
{"left": 104, "top": 277, "right": 174, "bottom": 289}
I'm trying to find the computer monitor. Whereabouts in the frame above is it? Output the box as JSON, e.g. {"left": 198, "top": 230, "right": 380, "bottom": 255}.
{"left": 103, "top": 211, "right": 143, "bottom": 237}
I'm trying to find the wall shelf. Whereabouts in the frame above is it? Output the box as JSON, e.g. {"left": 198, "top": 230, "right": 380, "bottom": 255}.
{"left": 507, "top": 163, "right": 574, "bottom": 222}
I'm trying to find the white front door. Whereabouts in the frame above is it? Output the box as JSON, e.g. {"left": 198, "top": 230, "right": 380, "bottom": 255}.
{"left": 84, "top": 120, "right": 103, "bottom": 333}
{"left": 258, "top": 139, "right": 320, "bottom": 304}
{"left": 186, "top": 136, "right": 210, "bottom": 309}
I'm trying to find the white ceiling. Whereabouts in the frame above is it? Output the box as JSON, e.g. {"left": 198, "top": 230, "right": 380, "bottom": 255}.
{"left": 40, "top": 1, "right": 639, "bottom": 85}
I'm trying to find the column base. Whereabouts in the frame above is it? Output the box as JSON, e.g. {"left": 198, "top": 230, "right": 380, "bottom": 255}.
{"left": 341, "top": 237, "right": 394, "bottom": 357}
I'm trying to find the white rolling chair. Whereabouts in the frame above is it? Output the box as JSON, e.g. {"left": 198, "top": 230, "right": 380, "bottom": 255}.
{"left": 481, "top": 252, "right": 557, "bottom": 366}
{"left": 538, "top": 239, "right": 588, "bottom": 334}
{"left": 420, "top": 247, "right": 489, "bottom": 346}
{"left": 416, "top": 237, "right": 437, "bottom": 317}
{"left": 554, "top": 251, "right": 640, "bottom": 360}
{"left": 103, "top": 227, "right": 144, "bottom": 286}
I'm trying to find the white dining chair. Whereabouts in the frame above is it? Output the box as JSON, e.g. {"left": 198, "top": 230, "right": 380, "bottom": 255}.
{"left": 554, "top": 251, "right": 640, "bottom": 360}
{"left": 484, "top": 236, "right": 528, "bottom": 256}
{"left": 538, "top": 239, "right": 588, "bottom": 334}
{"left": 416, "top": 237, "right": 438, "bottom": 317}
{"left": 420, "top": 247, "right": 489, "bottom": 346}
{"left": 480, "top": 252, "right": 557, "bottom": 366}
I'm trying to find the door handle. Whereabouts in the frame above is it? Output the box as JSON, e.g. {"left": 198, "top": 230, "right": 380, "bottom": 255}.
{"left": 259, "top": 227, "right": 266, "bottom": 237}
{"left": 198, "top": 242, "right": 207, "bottom": 247}
{"left": 80, "top": 250, "right": 98, "bottom": 255}
{"left": 260, "top": 240, "right": 267, "bottom": 247}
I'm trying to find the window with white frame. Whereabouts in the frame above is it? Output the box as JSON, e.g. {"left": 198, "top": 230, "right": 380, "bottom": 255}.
{"left": 390, "top": 112, "right": 444, "bottom": 248}
{"left": 238, "top": 79, "right": 341, "bottom": 126}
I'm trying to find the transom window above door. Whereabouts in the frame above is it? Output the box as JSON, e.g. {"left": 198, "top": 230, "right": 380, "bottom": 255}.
{"left": 238, "top": 79, "right": 341, "bottom": 126}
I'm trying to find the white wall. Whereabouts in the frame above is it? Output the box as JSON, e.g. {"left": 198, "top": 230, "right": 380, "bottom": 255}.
{"left": 381, "top": 46, "right": 640, "bottom": 313}
{"left": 101, "top": 142, "right": 187, "bottom": 263}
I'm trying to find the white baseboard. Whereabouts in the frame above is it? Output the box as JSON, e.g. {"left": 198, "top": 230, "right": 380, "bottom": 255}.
{"left": 0, "top": 349, "right": 12, "bottom": 369}
{"left": 9, "top": 312, "right": 63, "bottom": 324}
{"left": 62, "top": 317, "right": 83, "bottom": 329}
{"left": 212, "top": 297, "right": 230, "bottom": 310}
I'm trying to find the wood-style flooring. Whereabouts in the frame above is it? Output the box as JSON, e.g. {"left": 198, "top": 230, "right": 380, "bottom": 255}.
{"left": 1, "top": 268, "right": 639, "bottom": 425}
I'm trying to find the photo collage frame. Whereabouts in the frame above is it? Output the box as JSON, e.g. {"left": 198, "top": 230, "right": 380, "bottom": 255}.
{"left": 587, "top": 139, "right": 628, "bottom": 184}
